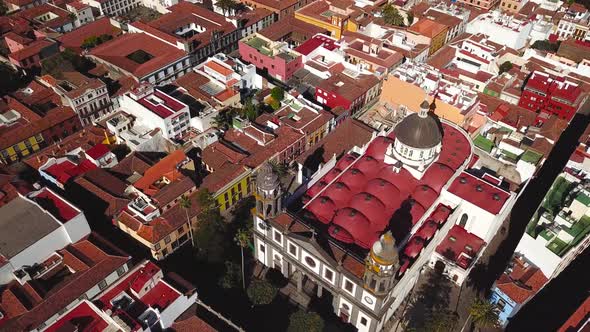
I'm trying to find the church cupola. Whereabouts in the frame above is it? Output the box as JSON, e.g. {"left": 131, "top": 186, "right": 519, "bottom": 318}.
{"left": 255, "top": 162, "right": 282, "bottom": 219}
{"left": 383, "top": 99, "right": 444, "bottom": 180}
{"left": 364, "top": 231, "right": 399, "bottom": 296}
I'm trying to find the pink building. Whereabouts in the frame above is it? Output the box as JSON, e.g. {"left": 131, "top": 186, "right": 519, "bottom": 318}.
{"left": 239, "top": 33, "right": 302, "bottom": 81}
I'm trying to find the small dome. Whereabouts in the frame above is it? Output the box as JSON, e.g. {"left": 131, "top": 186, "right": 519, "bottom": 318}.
{"left": 394, "top": 112, "right": 442, "bottom": 149}
{"left": 256, "top": 163, "right": 279, "bottom": 191}
{"left": 371, "top": 231, "right": 399, "bottom": 265}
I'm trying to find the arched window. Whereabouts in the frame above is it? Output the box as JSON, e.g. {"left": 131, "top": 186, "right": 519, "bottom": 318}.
{"left": 459, "top": 213, "right": 468, "bottom": 227}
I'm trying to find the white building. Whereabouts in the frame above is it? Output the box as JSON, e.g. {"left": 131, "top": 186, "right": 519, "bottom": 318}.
{"left": 466, "top": 11, "right": 533, "bottom": 49}
{"left": 0, "top": 188, "right": 91, "bottom": 284}
{"left": 119, "top": 84, "right": 191, "bottom": 141}
{"left": 358, "top": 22, "right": 430, "bottom": 63}
{"left": 515, "top": 172, "right": 590, "bottom": 279}
{"left": 39, "top": 73, "right": 111, "bottom": 126}
{"left": 105, "top": 111, "right": 171, "bottom": 152}
{"left": 66, "top": 0, "right": 95, "bottom": 27}
{"left": 81, "top": 0, "right": 139, "bottom": 17}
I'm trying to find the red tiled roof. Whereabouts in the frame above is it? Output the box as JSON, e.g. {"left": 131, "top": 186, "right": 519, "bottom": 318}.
{"left": 447, "top": 171, "right": 510, "bottom": 214}
{"left": 85, "top": 143, "right": 110, "bottom": 160}
{"left": 172, "top": 315, "right": 217, "bottom": 332}
{"left": 259, "top": 16, "right": 327, "bottom": 42}
{"left": 0, "top": 238, "right": 129, "bottom": 331}
{"left": 436, "top": 225, "right": 485, "bottom": 269}
{"left": 43, "top": 301, "right": 109, "bottom": 332}
{"left": 133, "top": 150, "right": 187, "bottom": 194}
{"left": 89, "top": 33, "right": 187, "bottom": 79}
{"left": 496, "top": 257, "right": 548, "bottom": 304}
{"left": 9, "top": 39, "right": 55, "bottom": 61}
{"left": 295, "top": 34, "right": 339, "bottom": 56}
{"left": 44, "top": 159, "right": 97, "bottom": 185}
{"left": 558, "top": 295, "right": 590, "bottom": 332}
{"left": 58, "top": 18, "right": 121, "bottom": 53}
{"left": 408, "top": 18, "right": 447, "bottom": 38}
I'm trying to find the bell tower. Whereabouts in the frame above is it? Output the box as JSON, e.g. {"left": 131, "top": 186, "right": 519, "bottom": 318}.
{"left": 364, "top": 231, "right": 399, "bottom": 296}
{"left": 255, "top": 163, "right": 282, "bottom": 219}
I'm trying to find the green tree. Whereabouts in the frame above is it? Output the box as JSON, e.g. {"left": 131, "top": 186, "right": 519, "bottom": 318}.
{"left": 469, "top": 299, "right": 499, "bottom": 331}
{"left": 216, "top": 0, "right": 238, "bottom": 15}
{"left": 179, "top": 195, "right": 195, "bottom": 246}
{"left": 234, "top": 228, "right": 249, "bottom": 290}
{"left": 499, "top": 61, "right": 513, "bottom": 74}
{"left": 218, "top": 261, "right": 242, "bottom": 289}
{"left": 382, "top": 4, "right": 405, "bottom": 27}
{"left": 270, "top": 86, "right": 285, "bottom": 101}
{"left": 269, "top": 98, "right": 281, "bottom": 110}
{"left": 287, "top": 310, "right": 324, "bottom": 332}
{"left": 193, "top": 189, "right": 226, "bottom": 261}
{"left": 0, "top": 0, "right": 9, "bottom": 15}
{"left": 247, "top": 280, "right": 277, "bottom": 306}
{"left": 241, "top": 98, "right": 258, "bottom": 120}
{"left": 423, "top": 310, "right": 458, "bottom": 332}
{"left": 531, "top": 40, "right": 560, "bottom": 52}
{"left": 81, "top": 35, "right": 100, "bottom": 49}
{"left": 269, "top": 159, "right": 288, "bottom": 177}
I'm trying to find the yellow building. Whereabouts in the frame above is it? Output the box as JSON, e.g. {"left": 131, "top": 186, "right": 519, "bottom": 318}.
{"left": 408, "top": 18, "right": 448, "bottom": 56}
{"left": 500, "top": 0, "right": 526, "bottom": 13}
{"left": 1, "top": 135, "right": 44, "bottom": 164}
{"left": 295, "top": 0, "right": 359, "bottom": 39}
{"left": 214, "top": 171, "right": 252, "bottom": 212}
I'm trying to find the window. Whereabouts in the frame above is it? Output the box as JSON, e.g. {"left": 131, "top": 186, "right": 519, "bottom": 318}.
{"left": 497, "top": 299, "right": 507, "bottom": 310}
{"left": 459, "top": 213, "right": 468, "bottom": 227}
{"left": 98, "top": 279, "right": 107, "bottom": 290}
{"left": 273, "top": 230, "right": 282, "bottom": 244}
{"left": 324, "top": 268, "right": 334, "bottom": 281}
{"left": 259, "top": 244, "right": 265, "bottom": 252}
{"left": 344, "top": 279, "right": 354, "bottom": 293}
{"left": 155, "top": 242, "right": 161, "bottom": 250}
{"left": 289, "top": 243, "right": 297, "bottom": 256}
{"left": 305, "top": 256, "right": 316, "bottom": 268}
{"left": 238, "top": 182, "right": 242, "bottom": 192}
{"left": 116, "top": 266, "right": 126, "bottom": 277}
{"left": 360, "top": 317, "right": 368, "bottom": 326}
{"left": 164, "top": 236, "right": 171, "bottom": 244}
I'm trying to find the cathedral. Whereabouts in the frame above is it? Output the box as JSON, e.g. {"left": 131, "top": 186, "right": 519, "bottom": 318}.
{"left": 252, "top": 101, "right": 514, "bottom": 332}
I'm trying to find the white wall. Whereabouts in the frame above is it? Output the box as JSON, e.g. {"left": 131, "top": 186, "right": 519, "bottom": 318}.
{"left": 515, "top": 234, "right": 562, "bottom": 276}
{"left": 159, "top": 282, "right": 198, "bottom": 328}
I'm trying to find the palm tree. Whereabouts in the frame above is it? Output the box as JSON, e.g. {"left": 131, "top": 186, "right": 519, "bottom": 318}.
{"left": 180, "top": 195, "right": 196, "bottom": 247}
{"left": 234, "top": 228, "right": 249, "bottom": 290}
{"left": 469, "top": 299, "right": 499, "bottom": 331}
{"left": 216, "top": 0, "right": 237, "bottom": 15}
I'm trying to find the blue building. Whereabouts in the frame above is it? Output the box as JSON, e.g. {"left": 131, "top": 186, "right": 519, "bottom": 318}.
{"left": 490, "top": 255, "right": 548, "bottom": 327}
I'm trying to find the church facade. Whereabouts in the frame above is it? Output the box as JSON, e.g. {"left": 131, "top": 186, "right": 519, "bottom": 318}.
{"left": 252, "top": 101, "right": 517, "bottom": 332}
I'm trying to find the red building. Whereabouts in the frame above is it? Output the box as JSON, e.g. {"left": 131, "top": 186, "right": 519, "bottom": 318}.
{"left": 518, "top": 71, "right": 587, "bottom": 121}
{"left": 315, "top": 71, "right": 381, "bottom": 115}
{"left": 238, "top": 33, "right": 303, "bottom": 81}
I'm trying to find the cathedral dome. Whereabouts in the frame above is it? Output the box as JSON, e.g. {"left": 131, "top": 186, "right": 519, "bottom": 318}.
{"left": 256, "top": 163, "right": 280, "bottom": 191}
{"left": 393, "top": 100, "right": 442, "bottom": 149}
